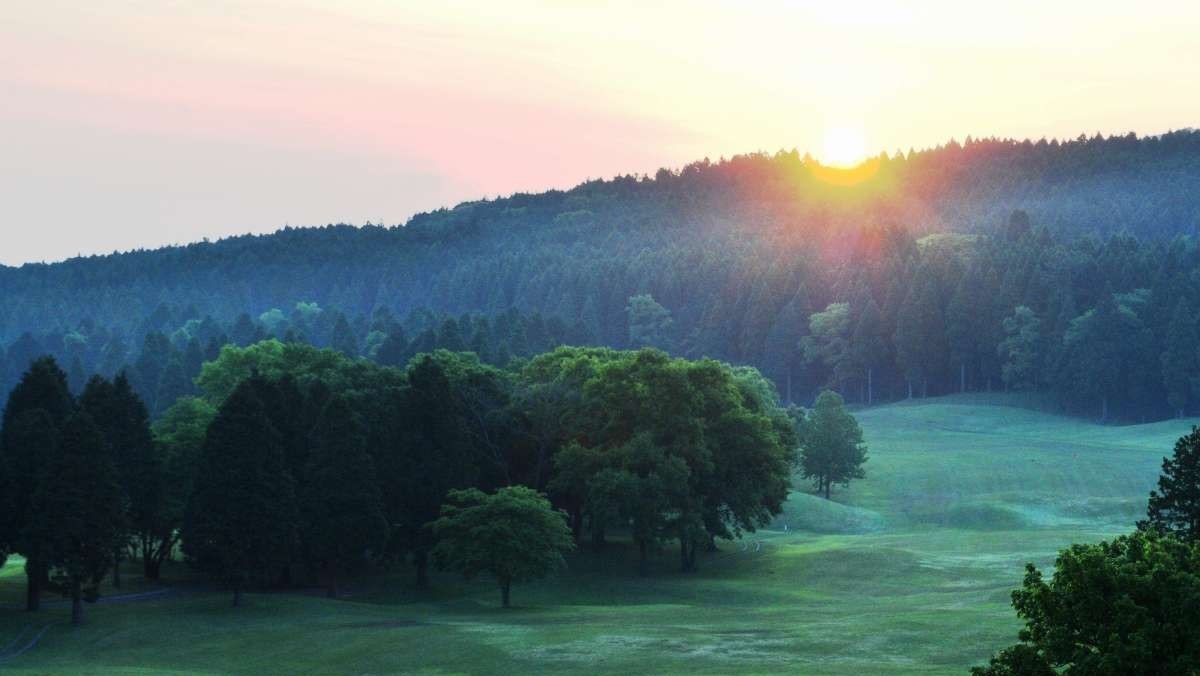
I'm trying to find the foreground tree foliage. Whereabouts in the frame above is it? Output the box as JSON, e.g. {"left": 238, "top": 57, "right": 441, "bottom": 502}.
{"left": 797, "top": 391, "right": 867, "bottom": 499}
{"left": 183, "top": 376, "right": 297, "bottom": 606}
{"left": 1142, "top": 426, "right": 1200, "bottom": 541}
{"left": 431, "top": 486, "right": 574, "bottom": 608}
{"left": 973, "top": 530, "right": 1200, "bottom": 676}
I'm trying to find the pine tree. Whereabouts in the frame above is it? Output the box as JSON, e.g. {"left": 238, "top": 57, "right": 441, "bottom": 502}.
{"left": 24, "top": 412, "right": 125, "bottom": 626}
{"left": 1160, "top": 300, "right": 1198, "bottom": 418}
{"left": 437, "top": 318, "right": 467, "bottom": 352}
{"left": 851, "top": 297, "right": 888, "bottom": 405}
{"left": 0, "top": 356, "right": 74, "bottom": 610}
{"left": 998, "top": 306, "right": 1042, "bottom": 391}
{"left": 330, "top": 313, "right": 359, "bottom": 357}
{"left": 183, "top": 377, "right": 297, "bottom": 606}
{"left": 300, "top": 397, "right": 388, "bottom": 597}
{"left": 81, "top": 373, "right": 164, "bottom": 581}
{"left": 1143, "top": 426, "right": 1200, "bottom": 541}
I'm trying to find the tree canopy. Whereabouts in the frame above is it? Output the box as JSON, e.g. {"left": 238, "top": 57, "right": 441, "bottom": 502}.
{"left": 431, "top": 486, "right": 574, "bottom": 608}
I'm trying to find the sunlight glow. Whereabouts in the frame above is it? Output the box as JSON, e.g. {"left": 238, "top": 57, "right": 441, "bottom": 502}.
{"left": 821, "top": 126, "right": 868, "bottom": 168}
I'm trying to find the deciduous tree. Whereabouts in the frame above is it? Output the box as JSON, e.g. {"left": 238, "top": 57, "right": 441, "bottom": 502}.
{"left": 431, "top": 486, "right": 574, "bottom": 608}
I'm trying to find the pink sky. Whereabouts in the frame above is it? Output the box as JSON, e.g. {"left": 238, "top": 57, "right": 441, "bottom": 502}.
{"left": 3, "top": 1, "right": 1199, "bottom": 264}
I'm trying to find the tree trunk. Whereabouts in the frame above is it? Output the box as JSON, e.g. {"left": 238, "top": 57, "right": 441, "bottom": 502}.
{"left": 637, "top": 539, "right": 648, "bottom": 577}
{"left": 591, "top": 524, "right": 606, "bottom": 552}
{"left": 71, "top": 578, "right": 83, "bottom": 626}
{"left": 824, "top": 477, "right": 831, "bottom": 500}
{"left": 676, "top": 540, "right": 696, "bottom": 571}
{"left": 414, "top": 551, "right": 430, "bottom": 589}
{"left": 145, "top": 558, "right": 161, "bottom": 581}
{"left": 25, "top": 558, "right": 43, "bottom": 612}
{"left": 500, "top": 579, "right": 511, "bottom": 608}
{"left": 867, "top": 368, "right": 873, "bottom": 405}
{"left": 570, "top": 506, "right": 583, "bottom": 544}
{"left": 112, "top": 548, "right": 121, "bottom": 589}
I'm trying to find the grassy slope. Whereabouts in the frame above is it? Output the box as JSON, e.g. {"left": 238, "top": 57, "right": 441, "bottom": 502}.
{"left": 0, "top": 395, "right": 1188, "bottom": 675}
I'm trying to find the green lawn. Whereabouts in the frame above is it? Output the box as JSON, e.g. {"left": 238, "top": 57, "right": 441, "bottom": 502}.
{"left": 0, "top": 394, "right": 1186, "bottom": 674}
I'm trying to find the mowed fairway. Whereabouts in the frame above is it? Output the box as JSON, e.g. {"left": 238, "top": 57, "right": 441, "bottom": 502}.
{"left": 0, "top": 395, "right": 1188, "bottom": 675}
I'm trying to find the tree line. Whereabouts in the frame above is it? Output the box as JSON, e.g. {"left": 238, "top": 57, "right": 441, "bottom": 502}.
{"left": 3, "top": 131, "right": 1200, "bottom": 423}
{"left": 0, "top": 342, "right": 867, "bottom": 619}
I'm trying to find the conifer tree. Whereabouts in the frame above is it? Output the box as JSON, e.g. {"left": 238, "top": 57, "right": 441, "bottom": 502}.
{"left": 1160, "top": 300, "right": 1198, "bottom": 418}
{"left": 851, "top": 297, "right": 888, "bottom": 405}
{"left": 0, "top": 356, "right": 74, "bottom": 610}
{"left": 1143, "top": 426, "right": 1200, "bottom": 541}
{"left": 81, "top": 373, "right": 164, "bottom": 582}
{"left": 330, "top": 313, "right": 359, "bottom": 357}
{"left": 183, "top": 376, "right": 297, "bottom": 606}
{"left": 301, "top": 397, "right": 388, "bottom": 597}
{"left": 25, "top": 412, "right": 125, "bottom": 626}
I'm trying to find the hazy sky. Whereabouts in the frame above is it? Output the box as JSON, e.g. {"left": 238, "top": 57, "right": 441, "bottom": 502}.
{"left": 3, "top": 1, "right": 1198, "bottom": 265}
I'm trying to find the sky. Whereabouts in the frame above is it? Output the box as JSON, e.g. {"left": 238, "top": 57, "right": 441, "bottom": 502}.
{"left": 2, "top": 1, "right": 1199, "bottom": 265}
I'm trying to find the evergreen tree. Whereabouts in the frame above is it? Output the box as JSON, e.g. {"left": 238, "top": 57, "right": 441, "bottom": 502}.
{"left": 1143, "top": 426, "right": 1200, "bottom": 541}
{"left": 0, "top": 356, "right": 74, "bottom": 611}
{"left": 998, "top": 306, "right": 1042, "bottom": 391}
{"left": 80, "top": 373, "right": 164, "bottom": 582}
{"left": 894, "top": 275, "right": 946, "bottom": 398}
{"left": 132, "top": 332, "right": 172, "bottom": 408}
{"left": 626, "top": 294, "right": 675, "bottom": 351}
{"left": 183, "top": 377, "right": 297, "bottom": 606}
{"left": 1160, "top": 300, "right": 1198, "bottom": 418}
{"left": 437, "top": 318, "right": 467, "bottom": 352}
{"left": 374, "top": 327, "right": 410, "bottom": 367}
{"left": 24, "top": 412, "right": 125, "bottom": 626}
{"left": 330, "top": 313, "right": 359, "bottom": 357}
{"left": 300, "top": 397, "right": 388, "bottom": 597}
{"left": 850, "top": 297, "right": 888, "bottom": 405}
{"left": 800, "top": 302, "right": 853, "bottom": 396}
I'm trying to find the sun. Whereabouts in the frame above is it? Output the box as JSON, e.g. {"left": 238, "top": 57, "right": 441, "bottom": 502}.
{"left": 820, "top": 126, "right": 868, "bottom": 167}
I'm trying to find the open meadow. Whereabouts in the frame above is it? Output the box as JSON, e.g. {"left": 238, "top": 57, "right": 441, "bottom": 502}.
{"left": 0, "top": 395, "right": 1186, "bottom": 675}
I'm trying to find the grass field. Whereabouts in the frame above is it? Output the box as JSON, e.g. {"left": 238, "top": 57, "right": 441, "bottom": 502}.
{"left": 0, "top": 394, "right": 1187, "bottom": 674}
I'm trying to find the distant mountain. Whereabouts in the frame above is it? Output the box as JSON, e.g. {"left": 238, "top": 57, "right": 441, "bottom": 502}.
{"left": 3, "top": 130, "right": 1200, "bottom": 419}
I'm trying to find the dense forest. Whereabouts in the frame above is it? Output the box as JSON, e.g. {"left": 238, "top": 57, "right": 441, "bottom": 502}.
{"left": 0, "top": 343, "right": 815, "bottom": 617}
{"left": 3, "top": 131, "right": 1200, "bottom": 421}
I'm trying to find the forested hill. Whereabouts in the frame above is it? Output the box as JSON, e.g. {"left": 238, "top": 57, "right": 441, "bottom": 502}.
{"left": 3, "top": 130, "right": 1200, "bottom": 421}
